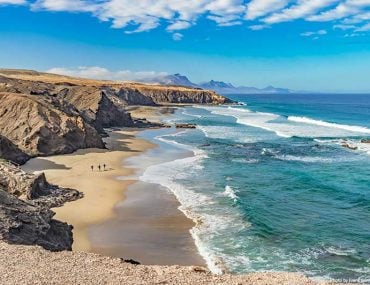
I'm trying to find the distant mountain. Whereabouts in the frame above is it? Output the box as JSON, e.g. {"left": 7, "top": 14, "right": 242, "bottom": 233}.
{"left": 199, "top": 80, "right": 235, "bottom": 90}
{"left": 150, "top": 73, "right": 198, "bottom": 87}
{"left": 144, "top": 74, "right": 293, "bottom": 94}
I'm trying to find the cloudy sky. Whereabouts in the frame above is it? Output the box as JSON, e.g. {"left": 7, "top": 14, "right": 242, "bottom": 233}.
{"left": 2, "top": 0, "right": 370, "bottom": 92}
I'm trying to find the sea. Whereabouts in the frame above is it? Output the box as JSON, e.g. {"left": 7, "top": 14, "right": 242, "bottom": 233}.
{"left": 131, "top": 94, "right": 370, "bottom": 283}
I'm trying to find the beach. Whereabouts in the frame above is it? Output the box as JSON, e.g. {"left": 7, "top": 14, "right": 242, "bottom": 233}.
{"left": 21, "top": 119, "right": 204, "bottom": 266}
{"left": 22, "top": 129, "right": 153, "bottom": 252}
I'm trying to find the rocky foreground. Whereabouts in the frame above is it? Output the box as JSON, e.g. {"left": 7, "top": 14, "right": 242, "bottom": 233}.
{"left": 0, "top": 162, "right": 81, "bottom": 251}
{"left": 0, "top": 241, "right": 335, "bottom": 285}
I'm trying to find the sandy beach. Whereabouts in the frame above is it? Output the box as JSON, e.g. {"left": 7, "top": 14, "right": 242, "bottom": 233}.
{"left": 22, "top": 122, "right": 205, "bottom": 266}
{"left": 22, "top": 129, "right": 154, "bottom": 252}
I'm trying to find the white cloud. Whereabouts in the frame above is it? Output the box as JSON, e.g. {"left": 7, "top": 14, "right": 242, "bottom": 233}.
{"left": 355, "top": 22, "right": 370, "bottom": 31}
{"left": 47, "top": 66, "right": 168, "bottom": 81}
{"left": 333, "top": 24, "right": 357, "bottom": 30}
{"left": 4, "top": 0, "right": 370, "bottom": 36}
{"left": 172, "top": 33, "right": 183, "bottom": 41}
{"left": 308, "top": 0, "right": 370, "bottom": 22}
{"left": 32, "top": 0, "right": 246, "bottom": 33}
{"left": 31, "top": 0, "right": 98, "bottom": 12}
{"left": 249, "top": 24, "right": 269, "bottom": 30}
{"left": 167, "top": 21, "right": 192, "bottom": 31}
{"left": 0, "top": 0, "right": 25, "bottom": 4}
{"left": 300, "top": 29, "right": 327, "bottom": 37}
{"left": 264, "top": 0, "right": 338, "bottom": 24}
{"left": 246, "top": 0, "right": 289, "bottom": 20}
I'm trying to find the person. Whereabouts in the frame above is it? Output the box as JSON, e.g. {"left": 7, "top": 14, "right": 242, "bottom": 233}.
{"left": 98, "top": 164, "right": 101, "bottom": 172}
{"left": 103, "top": 164, "right": 106, "bottom": 171}
{"left": 91, "top": 165, "right": 94, "bottom": 172}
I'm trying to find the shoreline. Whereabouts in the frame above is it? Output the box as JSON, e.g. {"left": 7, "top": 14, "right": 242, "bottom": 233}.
{"left": 21, "top": 106, "right": 206, "bottom": 267}
{"left": 22, "top": 128, "right": 156, "bottom": 252}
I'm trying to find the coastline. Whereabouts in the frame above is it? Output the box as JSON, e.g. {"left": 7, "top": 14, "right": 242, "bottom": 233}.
{"left": 21, "top": 106, "right": 205, "bottom": 267}
{"left": 22, "top": 129, "right": 155, "bottom": 252}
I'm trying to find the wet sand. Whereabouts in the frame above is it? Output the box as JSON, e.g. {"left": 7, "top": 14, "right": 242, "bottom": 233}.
{"left": 90, "top": 181, "right": 205, "bottom": 266}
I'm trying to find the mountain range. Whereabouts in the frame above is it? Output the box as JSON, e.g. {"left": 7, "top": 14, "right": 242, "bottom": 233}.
{"left": 144, "top": 73, "right": 293, "bottom": 94}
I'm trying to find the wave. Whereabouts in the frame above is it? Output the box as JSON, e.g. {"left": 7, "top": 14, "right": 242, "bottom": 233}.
{"left": 274, "top": 154, "right": 337, "bottom": 163}
{"left": 139, "top": 134, "right": 252, "bottom": 274}
{"left": 197, "top": 106, "right": 370, "bottom": 139}
{"left": 222, "top": 185, "right": 239, "bottom": 202}
{"left": 182, "top": 110, "right": 203, "bottom": 118}
{"left": 288, "top": 116, "right": 370, "bottom": 134}
{"left": 197, "top": 125, "right": 261, "bottom": 143}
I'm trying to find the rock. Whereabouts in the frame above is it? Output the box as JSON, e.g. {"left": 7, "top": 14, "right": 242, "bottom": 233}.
{"left": 0, "top": 162, "right": 81, "bottom": 251}
{"left": 0, "top": 92, "right": 105, "bottom": 158}
{"left": 361, "top": 139, "right": 370, "bottom": 143}
{"left": 341, "top": 142, "right": 358, "bottom": 150}
{"left": 175, "top": 123, "right": 197, "bottom": 129}
{"left": 0, "top": 162, "right": 82, "bottom": 208}
{"left": 57, "top": 87, "right": 135, "bottom": 131}
{"left": 122, "top": 258, "right": 141, "bottom": 265}
{"left": 0, "top": 135, "right": 30, "bottom": 165}
{"left": 117, "top": 87, "right": 156, "bottom": 106}
{"left": 0, "top": 189, "right": 73, "bottom": 251}
{"left": 126, "top": 83, "right": 232, "bottom": 105}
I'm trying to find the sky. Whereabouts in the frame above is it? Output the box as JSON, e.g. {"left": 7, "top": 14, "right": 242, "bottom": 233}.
{"left": 1, "top": 1, "right": 370, "bottom": 92}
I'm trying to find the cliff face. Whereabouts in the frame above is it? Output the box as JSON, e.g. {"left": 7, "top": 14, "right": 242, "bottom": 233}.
{"left": 0, "top": 69, "right": 232, "bottom": 164}
{"left": 0, "top": 92, "right": 104, "bottom": 158}
{"left": 130, "top": 84, "right": 232, "bottom": 105}
{"left": 0, "top": 162, "right": 81, "bottom": 251}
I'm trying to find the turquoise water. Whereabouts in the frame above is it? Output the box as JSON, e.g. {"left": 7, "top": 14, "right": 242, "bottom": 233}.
{"left": 139, "top": 94, "right": 370, "bottom": 283}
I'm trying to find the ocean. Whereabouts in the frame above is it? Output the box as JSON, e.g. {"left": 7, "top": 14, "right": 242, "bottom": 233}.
{"left": 135, "top": 94, "right": 370, "bottom": 283}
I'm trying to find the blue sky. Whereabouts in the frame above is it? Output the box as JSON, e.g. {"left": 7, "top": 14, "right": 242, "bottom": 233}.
{"left": 2, "top": 1, "right": 370, "bottom": 92}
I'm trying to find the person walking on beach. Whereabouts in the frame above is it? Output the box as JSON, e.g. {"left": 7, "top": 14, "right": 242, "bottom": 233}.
{"left": 91, "top": 165, "right": 94, "bottom": 172}
{"left": 98, "top": 164, "right": 101, "bottom": 172}
{"left": 103, "top": 164, "right": 106, "bottom": 171}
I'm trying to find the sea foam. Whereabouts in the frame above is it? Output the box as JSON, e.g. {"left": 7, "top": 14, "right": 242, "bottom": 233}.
{"left": 222, "top": 185, "right": 239, "bottom": 202}
{"left": 288, "top": 116, "right": 370, "bottom": 134}
{"left": 197, "top": 106, "right": 370, "bottom": 139}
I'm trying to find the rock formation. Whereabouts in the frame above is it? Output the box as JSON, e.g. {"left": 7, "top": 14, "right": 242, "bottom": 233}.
{"left": 0, "top": 135, "right": 29, "bottom": 165}
{"left": 0, "top": 69, "right": 232, "bottom": 164}
{"left": 0, "top": 162, "right": 81, "bottom": 251}
{"left": 0, "top": 92, "right": 104, "bottom": 158}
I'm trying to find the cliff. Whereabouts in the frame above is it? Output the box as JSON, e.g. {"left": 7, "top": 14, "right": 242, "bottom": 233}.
{"left": 0, "top": 92, "right": 104, "bottom": 158}
{"left": 0, "top": 162, "right": 81, "bottom": 251}
{"left": 0, "top": 69, "right": 232, "bottom": 164}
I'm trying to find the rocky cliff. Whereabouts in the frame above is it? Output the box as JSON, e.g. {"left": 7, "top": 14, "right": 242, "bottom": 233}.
{"left": 0, "top": 92, "right": 104, "bottom": 158}
{"left": 0, "top": 162, "right": 81, "bottom": 251}
{"left": 123, "top": 83, "right": 232, "bottom": 105}
{"left": 0, "top": 69, "right": 232, "bottom": 164}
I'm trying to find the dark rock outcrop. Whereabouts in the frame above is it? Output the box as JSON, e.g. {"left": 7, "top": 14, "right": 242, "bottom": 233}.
{"left": 0, "top": 189, "right": 73, "bottom": 251}
{"left": 175, "top": 123, "right": 197, "bottom": 129}
{"left": 0, "top": 163, "right": 82, "bottom": 208}
{"left": 361, "top": 139, "right": 370, "bottom": 143}
{"left": 0, "top": 162, "right": 81, "bottom": 251}
{"left": 0, "top": 135, "right": 30, "bottom": 165}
